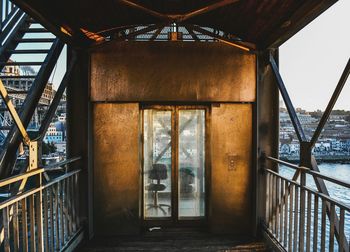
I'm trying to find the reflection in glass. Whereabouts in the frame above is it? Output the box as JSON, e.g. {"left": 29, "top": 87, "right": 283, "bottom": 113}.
{"left": 178, "top": 110, "right": 205, "bottom": 218}
{"left": 143, "top": 110, "right": 172, "bottom": 218}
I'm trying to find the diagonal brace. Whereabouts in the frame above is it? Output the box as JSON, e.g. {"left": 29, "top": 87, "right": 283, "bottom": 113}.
{"left": 0, "top": 80, "right": 30, "bottom": 145}
{"left": 269, "top": 53, "right": 306, "bottom": 143}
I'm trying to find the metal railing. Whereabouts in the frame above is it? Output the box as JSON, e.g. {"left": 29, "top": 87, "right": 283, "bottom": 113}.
{"left": 264, "top": 156, "right": 350, "bottom": 252}
{"left": 0, "top": 159, "right": 81, "bottom": 252}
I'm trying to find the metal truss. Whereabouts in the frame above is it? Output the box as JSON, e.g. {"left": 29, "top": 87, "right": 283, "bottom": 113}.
{"left": 95, "top": 23, "right": 253, "bottom": 53}
{"left": 84, "top": 0, "right": 255, "bottom": 51}
{"left": 0, "top": 5, "right": 77, "bottom": 181}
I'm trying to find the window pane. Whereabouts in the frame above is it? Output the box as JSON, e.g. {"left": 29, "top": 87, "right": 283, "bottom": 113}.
{"left": 178, "top": 109, "right": 205, "bottom": 218}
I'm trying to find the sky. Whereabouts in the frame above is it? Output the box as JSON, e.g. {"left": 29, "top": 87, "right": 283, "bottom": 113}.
{"left": 50, "top": 45, "right": 66, "bottom": 87}
{"left": 279, "top": 0, "right": 350, "bottom": 112}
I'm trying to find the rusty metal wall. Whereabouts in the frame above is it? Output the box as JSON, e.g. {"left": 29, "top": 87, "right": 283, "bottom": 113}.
{"left": 210, "top": 103, "right": 253, "bottom": 234}
{"left": 90, "top": 42, "right": 256, "bottom": 102}
{"left": 90, "top": 42, "right": 258, "bottom": 235}
{"left": 93, "top": 103, "right": 140, "bottom": 235}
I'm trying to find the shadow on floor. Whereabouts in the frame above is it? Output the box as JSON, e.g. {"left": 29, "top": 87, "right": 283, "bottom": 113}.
{"left": 78, "top": 228, "right": 269, "bottom": 252}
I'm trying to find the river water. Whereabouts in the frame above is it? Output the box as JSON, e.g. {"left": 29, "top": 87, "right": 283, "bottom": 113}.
{"left": 280, "top": 163, "right": 350, "bottom": 251}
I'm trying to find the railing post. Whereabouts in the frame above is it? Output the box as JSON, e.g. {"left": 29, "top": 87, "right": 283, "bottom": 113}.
{"left": 21, "top": 198, "right": 28, "bottom": 251}
{"left": 299, "top": 168, "right": 306, "bottom": 251}
{"left": 36, "top": 172, "right": 44, "bottom": 251}
{"left": 3, "top": 206, "right": 10, "bottom": 252}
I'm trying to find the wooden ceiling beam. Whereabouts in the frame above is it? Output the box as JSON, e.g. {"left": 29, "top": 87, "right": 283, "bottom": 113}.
{"left": 117, "top": 0, "right": 240, "bottom": 22}
{"left": 117, "top": 0, "right": 168, "bottom": 20}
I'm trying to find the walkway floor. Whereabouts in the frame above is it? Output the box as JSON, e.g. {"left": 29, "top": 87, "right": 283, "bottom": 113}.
{"left": 78, "top": 228, "right": 268, "bottom": 252}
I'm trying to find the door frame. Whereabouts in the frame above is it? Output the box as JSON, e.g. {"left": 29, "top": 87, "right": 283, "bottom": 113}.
{"left": 140, "top": 104, "right": 211, "bottom": 228}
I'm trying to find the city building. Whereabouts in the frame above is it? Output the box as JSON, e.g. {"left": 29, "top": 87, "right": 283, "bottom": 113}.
{"left": 43, "top": 121, "right": 65, "bottom": 144}
{"left": 0, "top": 63, "right": 57, "bottom": 130}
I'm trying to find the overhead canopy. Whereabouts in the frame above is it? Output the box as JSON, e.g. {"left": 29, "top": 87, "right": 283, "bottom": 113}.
{"left": 13, "top": 0, "right": 337, "bottom": 49}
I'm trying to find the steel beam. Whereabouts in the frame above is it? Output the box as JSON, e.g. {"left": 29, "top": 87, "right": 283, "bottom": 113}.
{"left": 0, "top": 0, "right": 3, "bottom": 30}
{"left": 118, "top": 0, "right": 167, "bottom": 20}
{"left": 269, "top": 53, "right": 307, "bottom": 143}
{"left": 149, "top": 26, "right": 164, "bottom": 41}
{"left": 178, "top": 0, "right": 240, "bottom": 22}
{"left": 11, "top": 0, "right": 93, "bottom": 47}
{"left": 0, "top": 80, "right": 30, "bottom": 144}
{"left": 0, "top": 13, "right": 29, "bottom": 72}
{"left": 190, "top": 24, "right": 252, "bottom": 51}
{"left": 118, "top": 0, "right": 240, "bottom": 22}
{"left": 0, "top": 9, "right": 24, "bottom": 45}
{"left": 124, "top": 24, "right": 166, "bottom": 40}
{"left": 183, "top": 25, "right": 200, "bottom": 41}
{"left": 310, "top": 58, "right": 350, "bottom": 146}
{"left": 0, "top": 39, "right": 64, "bottom": 178}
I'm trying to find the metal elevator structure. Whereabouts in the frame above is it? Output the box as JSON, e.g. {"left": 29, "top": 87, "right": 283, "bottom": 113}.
{"left": 0, "top": 0, "right": 349, "bottom": 251}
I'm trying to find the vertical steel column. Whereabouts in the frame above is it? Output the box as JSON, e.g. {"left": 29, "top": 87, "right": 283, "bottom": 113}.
{"left": 258, "top": 50, "right": 280, "bottom": 235}
{"left": 66, "top": 48, "right": 89, "bottom": 236}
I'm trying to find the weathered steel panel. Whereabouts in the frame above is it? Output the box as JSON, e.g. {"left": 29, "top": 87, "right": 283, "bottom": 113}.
{"left": 210, "top": 103, "right": 253, "bottom": 234}
{"left": 93, "top": 103, "right": 140, "bottom": 235}
{"left": 256, "top": 51, "right": 280, "bottom": 226}
{"left": 90, "top": 42, "right": 256, "bottom": 102}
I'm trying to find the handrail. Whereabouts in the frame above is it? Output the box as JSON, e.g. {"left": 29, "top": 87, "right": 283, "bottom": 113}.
{"left": 264, "top": 167, "right": 350, "bottom": 252}
{"left": 0, "top": 156, "right": 81, "bottom": 188}
{"left": 265, "top": 155, "right": 350, "bottom": 189}
{"left": 43, "top": 156, "right": 82, "bottom": 169}
{"left": 0, "top": 168, "right": 43, "bottom": 187}
{"left": 0, "top": 169, "right": 81, "bottom": 210}
{"left": 0, "top": 164, "right": 82, "bottom": 251}
{"left": 266, "top": 168, "right": 350, "bottom": 211}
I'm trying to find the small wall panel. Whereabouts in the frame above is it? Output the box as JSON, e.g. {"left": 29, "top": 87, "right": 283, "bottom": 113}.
{"left": 210, "top": 103, "right": 253, "bottom": 234}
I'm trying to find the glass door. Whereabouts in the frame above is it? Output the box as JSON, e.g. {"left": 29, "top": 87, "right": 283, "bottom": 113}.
{"left": 142, "top": 106, "right": 206, "bottom": 223}
{"left": 143, "top": 109, "right": 173, "bottom": 218}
